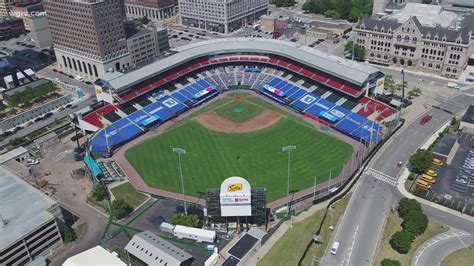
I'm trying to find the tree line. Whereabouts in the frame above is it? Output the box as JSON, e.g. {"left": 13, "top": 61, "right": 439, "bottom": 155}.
{"left": 302, "top": 0, "right": 373, "bottom": 22}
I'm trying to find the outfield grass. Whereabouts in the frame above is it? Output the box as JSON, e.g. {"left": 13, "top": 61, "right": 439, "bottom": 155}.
{"left": 126, "top": 94, "right": 353, "bottom": 202}
{"left": 441, "top": 248, "right": 474, "bottom": 266}
{"left": 110, "top": 182, "right": 148, "bottom": 209}
{"left": 215, "top": 100, "right": 262, "bottom": 123}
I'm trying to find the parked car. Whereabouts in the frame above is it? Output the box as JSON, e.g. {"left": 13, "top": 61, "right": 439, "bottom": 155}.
{"left": 420, "top": 115, "right": 432, "bottom": 125}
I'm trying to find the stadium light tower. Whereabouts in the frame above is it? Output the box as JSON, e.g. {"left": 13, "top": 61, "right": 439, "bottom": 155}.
{"left": 173, "top": 148, "right": 187, "bottom": 216}
{"left": 282, "top": 145, "right": 296, "bottom": 214}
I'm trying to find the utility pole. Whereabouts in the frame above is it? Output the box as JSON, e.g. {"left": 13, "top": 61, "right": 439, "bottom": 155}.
{"left": 282, "top": 145, "right": 296, "bottom": 214}
{"left": 173, "top": 148, "right": 187, "bottom": 216}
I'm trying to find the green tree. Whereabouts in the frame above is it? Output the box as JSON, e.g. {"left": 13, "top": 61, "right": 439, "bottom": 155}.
{"left": 384, "top": 75, "right": 396, "bottom": 94}
{"left": 403, "top": 211, "right": 428, "bottom": 236}
{"left": 398, "top": 198, "right": 423, "bottom": 218}
{"left": 111, "top": 199, "right": 133, "bottom": 219}
{"left": 409, "top": 149, "right": 433, "bottom": 174}
{"left": 139, "top": 16, "right": 150, "bottom": 25}
{"left": 344, "top": 41, "right": 365, "bottom": 60}
{"left": 91, "top": 184, "right": 107, "bottom": 201}
{"left": 63, "top": 226, "right": 77, "bottom": 243}
{"left": 381, "top": 259, "right": 401, "bottom": 266}
{"left": 170, "top": 214, "right": 200, "bottom": 227}
{"left": 324, "top": 10, "right": 341, "bottom": 19}
{"left": 389, "top": 230, "right": 414, "bottom": 254}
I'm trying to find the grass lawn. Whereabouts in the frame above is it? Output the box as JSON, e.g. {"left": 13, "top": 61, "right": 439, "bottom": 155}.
{"left": 215, "top": 100, "right": 262, "bottom": 123}
{"left": 74, "top": 223, "right": 86, "bottom": 237}
{"left": 126, "top": 95, "right": 353, "bottom": 202}
{"left": 259, "top": 195, "right": 351, "bottom": 266}
{"left": 441, "top": 247, "right": 474, "bottom": 266}
{"left": 299, "top": 196, "right": 351, "bottom": 265}
{"left": 374, "top": 211, "right": 448, "bottom": 266}
{"left": 110, "top": 182, "right": 148, "bottom": 209}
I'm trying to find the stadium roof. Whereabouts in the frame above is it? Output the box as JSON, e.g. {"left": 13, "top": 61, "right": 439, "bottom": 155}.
{"left": 63, "top": 246, "right": 126, "bottom": 266}
{"left": 0, "top": 166, "right": 57, "bottom": 251}
{"left": 103, "top": 38, "right": 381, "bottom": 92}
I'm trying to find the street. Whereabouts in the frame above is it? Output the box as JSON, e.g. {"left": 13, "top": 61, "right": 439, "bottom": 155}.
{"left": 327, "top": 92, "right": 474, "bottom": 266}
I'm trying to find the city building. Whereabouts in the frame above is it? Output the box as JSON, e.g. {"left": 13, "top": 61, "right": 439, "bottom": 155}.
{"left": 260, "top": 15, "right": 288, "bottom": 32}
{"left": 63, "top": 246, "right": 126, "bottom": 266}
{"left": 10, "top": 2, "right": 52, "bottom": 48}
{"left": 0, "top": 16, "right": 26, "bottom": 41}
{"left": 354, "top": 3, "right": 474, "bottom": 79}
{"left": 460, "top": 105, "right": 474, "bottom": 133}
{"left": 43, "top": 0, "right": 131, "bottom": 81}
{"left": 125, "top": 21, "right": 168, "bottom": 65}
{"left": 306, "top": 27, "right": 333, "bottom": 39}
{"left": 178, "top": 0, "right": 268, "bottom": 34}
{"left": 0, "top": 166, "right": 64, "bottom": 265}
{"left": 0, "top": 0, "right": 13, "bottom": 16}
{"left": 442, "top": 0, "right": 474, "bottom": 9}
{"left": 0, "top": 146, "right": 29, "bottom": 164}
{"left": 308, "top": 21, "right": 352, "bottom": 36}
{"left": 124, "top": 0, "right": 177, "bottom": 21}
{"left": 156, "top": 27, "right": 170, "bottom": 52}
{"left": 125, "top": 231, "right": 193, "bottom": 266}
{"left": 3, "top": 68, "right": 35, "bottom": 89}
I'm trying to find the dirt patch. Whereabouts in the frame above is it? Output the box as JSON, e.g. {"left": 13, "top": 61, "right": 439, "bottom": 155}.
{"left": 232, "top": 95, "right": 246, "bottom": 102}
{"left": 196, "top": 109, "right": 282, "bottom": 133}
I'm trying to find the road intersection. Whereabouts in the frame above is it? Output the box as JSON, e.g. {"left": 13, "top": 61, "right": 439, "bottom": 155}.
{"left": 325, "top": 93, "right": 474, "bottom": 266}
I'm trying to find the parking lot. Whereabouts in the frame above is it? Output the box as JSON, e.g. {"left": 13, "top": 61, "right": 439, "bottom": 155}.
{"left": 413, "top": 131, "right": 474, "bottom": 216}
{"left": 0, "top": 32, "right": 54, "bottom": 71}
{"left": 163, "top": 17, "right": 348, "bottom": 56}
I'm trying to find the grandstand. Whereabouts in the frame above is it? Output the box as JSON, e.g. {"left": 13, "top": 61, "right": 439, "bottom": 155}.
{"left": 77, "top": 38, "right": 397, "bottom": 154}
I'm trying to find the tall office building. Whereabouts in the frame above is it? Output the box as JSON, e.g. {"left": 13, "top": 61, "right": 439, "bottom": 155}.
{"left": 43, "top": 0, "right": 131, "bottom": 81}
{"left": 179, "top": 0, "right": 268, "bottom": 34}
{"left": 0, "top": 0, "right": 13, "bottom": 16}
{"left": 124, "top": 0, "right": 178, "bottom": 21}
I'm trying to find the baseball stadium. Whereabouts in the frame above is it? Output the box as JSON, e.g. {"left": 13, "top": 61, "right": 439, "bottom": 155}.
{"left": 77, "top": 38, "right": 398, "bottom": 210}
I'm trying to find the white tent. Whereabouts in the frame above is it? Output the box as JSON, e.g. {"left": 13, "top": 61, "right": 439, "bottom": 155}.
{"left": 63, "top": 246, "right": 126, "bottom": 266}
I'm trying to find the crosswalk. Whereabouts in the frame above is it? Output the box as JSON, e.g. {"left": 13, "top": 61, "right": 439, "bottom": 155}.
{"left": 364, "top": 168, "right": 398, "bottom": 186}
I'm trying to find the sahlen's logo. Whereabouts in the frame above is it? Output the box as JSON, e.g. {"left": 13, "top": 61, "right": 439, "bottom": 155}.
{"left": 227, "top": 183, "right": 243, "bottom": 192}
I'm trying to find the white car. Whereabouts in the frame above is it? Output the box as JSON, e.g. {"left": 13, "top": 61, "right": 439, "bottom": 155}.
{"left": 26, "top": 158, "right": 39, "bottom": 165}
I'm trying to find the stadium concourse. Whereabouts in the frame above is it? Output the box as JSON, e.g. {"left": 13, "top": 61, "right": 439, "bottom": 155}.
{"left": 78, "top": 38, "right": 397, "bottom": 153}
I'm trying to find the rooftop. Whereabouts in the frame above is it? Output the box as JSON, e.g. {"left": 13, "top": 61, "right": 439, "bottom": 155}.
{"left": 227, "top": 233, "right": 259, "bottom": 260}
{"left": 433, "top": 133, "right": 458, "bottom": 156}
{"left": 3, "top": 78, "right": 51, "bottom": 98}
{"left": 308, "top": 21, "right": 352, "bottom": 31}
{"left": 0, "top": 146, "right": 28, "bottom": 164}
{"left": 0, "top": 166, "right": 57, "bottom": 251}
{"left": 388, "top": 3, "right": 459, "bottom": 27}
{"left": 124, "top": 231, "right": 193, "bottom": 264}
{"left": 124, "top": 21, "right": 153, "bottom": 39}
{"left": 103, "top": 38, "right": 381, "bottom": 92}
{"left": 462, "top": 105, "right": 474, "bottom": 124}
{"left": 3, "top": 69, "right": 35, "bottom": 84}
{"left": 63, "top": 246, "right": 126, "bottom": 266}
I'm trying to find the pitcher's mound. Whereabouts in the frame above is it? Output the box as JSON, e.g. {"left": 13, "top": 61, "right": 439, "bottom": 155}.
{"left": 196, "top": 109, "right": 282, "bottom": 133}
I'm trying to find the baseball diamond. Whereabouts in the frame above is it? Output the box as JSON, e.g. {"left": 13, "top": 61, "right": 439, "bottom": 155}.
{"left": 125, "top": 93, "right": 353, "bottom": 202}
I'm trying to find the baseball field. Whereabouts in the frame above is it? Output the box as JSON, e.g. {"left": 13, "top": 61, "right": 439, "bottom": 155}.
{"left": 125, "top": 92, "right": 353, "bottom": 202}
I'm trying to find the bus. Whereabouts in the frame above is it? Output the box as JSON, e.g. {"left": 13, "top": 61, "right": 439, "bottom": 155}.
{"left": 416, "top": 180, "right": 431, "bottom": 189}
{"left": 432, "top": 158, "right": 443, "bottom": 166}
{"left": 421, "top": 174, "right": 436, "bottom": 183}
